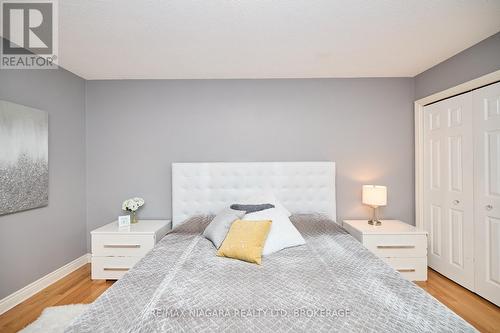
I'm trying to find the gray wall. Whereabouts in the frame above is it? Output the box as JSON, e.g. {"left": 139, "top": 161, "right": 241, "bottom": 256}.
{"left": 415, "top": 32, "right": 500, "bottom": 99}
{"left": 86, "top": 78, "right": 415, "bottom": 237}
{"left": 0, "top": 67, "right": 86, "bottom": 298}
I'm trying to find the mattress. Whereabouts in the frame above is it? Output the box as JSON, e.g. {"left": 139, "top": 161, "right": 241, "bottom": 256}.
{"left": 66, "top": 215, "right": 476, "bottom": 332}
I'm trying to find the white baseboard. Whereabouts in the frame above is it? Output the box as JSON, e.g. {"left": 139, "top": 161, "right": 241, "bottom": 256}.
{"left": 0, "top": 253, "right": 91, "bottom": 315}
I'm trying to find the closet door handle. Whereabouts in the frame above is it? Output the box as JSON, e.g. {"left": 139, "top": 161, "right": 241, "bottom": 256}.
{"left": 397, "top": 268, "right": 416, "bottom": 273}
{"left": 452, "top": 200, "right": 460, "bottom": 205}
{"left": 485, "top": 205, "right": 493, "bottom": 211}
{"left": 103, "top": 268, "right": 129, "bottom": 272}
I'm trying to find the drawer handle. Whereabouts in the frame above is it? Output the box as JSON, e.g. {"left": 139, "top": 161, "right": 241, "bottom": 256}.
{"left": 103, "top": 244, "right": 140, "bottom": 248}
{"left": 103, "top": 268, "right": 129, "bottom": 272}
{"left": 377, "top": 245, "right": 415, "bottom": 249}
{"left": 397, "top": 268, "right": 416, "bottom": 273}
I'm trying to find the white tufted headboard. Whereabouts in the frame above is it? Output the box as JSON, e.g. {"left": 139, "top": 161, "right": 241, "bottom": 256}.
{"left": 171, "top": 162, "right": 336, "bottom": 227}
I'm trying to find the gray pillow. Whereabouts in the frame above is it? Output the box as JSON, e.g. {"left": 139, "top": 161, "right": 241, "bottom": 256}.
{"left": 230, "top": 203, "right": 275, "bottom": 214}
{"left": 203, "top": 208, "right": 245, "bottom": 249}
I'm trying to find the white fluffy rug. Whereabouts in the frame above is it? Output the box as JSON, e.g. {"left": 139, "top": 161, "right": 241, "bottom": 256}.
{"left": 20, "top": 304, "right": 89, "bottom": 333}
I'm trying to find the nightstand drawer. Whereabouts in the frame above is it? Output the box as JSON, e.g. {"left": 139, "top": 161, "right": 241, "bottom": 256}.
{"left": 382, "top": 257, "right": 427, "bottom": 281}
{"left": 92, "top": 234, "right": 154, "bottom": 257}
{"left": 91, "top": 256, "right": 141, "bottom": 280}
{"left": 363, "top": 234, "right": 427, "bottom": 258}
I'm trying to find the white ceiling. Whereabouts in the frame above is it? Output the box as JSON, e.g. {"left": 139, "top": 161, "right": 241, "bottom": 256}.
{"left": 57, "top": 0, "right": 500, "bottom": 80}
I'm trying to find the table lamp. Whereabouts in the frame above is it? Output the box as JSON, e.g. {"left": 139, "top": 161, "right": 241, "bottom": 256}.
{"left": 362, "top": 185, "right": 387, "bottom": 225}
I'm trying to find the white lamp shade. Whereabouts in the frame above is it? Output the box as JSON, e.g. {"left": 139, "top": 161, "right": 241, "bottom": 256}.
{"left": 362, "top": 185, "right": 387, "bottom": 207}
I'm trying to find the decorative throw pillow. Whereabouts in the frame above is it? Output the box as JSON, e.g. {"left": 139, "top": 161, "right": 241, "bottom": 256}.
{"left": 243, "top": 208, "right": 305, "bottom": 256}
{"left": 244, "top": 192, "right": 292, "bottom": 217}
{"left": 217, "top": 220, "right": 272, "bottom": 265}
{"left": 203, "top": 208, "right": 245, "bottom": 249}
{"left": 230, "top": 203, "right": 275, "bottom": 214}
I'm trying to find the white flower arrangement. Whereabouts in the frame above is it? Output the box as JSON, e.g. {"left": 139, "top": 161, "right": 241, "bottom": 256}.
{"left": 122, "top": 197, "right": 145, "bottom": 212}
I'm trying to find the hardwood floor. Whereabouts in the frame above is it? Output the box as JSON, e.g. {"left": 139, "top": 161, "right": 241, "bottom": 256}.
{"left": 415, "top": 269, "right": 500, "bottom": 333}
{"left": 0, "top": 265, "right": 498, "bottom": 332}
{"left": 0, "top": 264, "right": 114, "bottom": 333}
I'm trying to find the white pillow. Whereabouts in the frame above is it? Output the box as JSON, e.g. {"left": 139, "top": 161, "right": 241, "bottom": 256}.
{"left": 245, "top": 191, "right": 292, "bottom": 217}
{"left": 243, "top": 207, "right": 305, "bottom": 256}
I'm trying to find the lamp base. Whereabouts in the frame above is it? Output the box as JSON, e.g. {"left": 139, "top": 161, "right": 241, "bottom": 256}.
{"left": 367, "top": 219, "right": 382, "bottom": 226}
{"left": 368, "top": 206, "right": 382, "bottom": 226}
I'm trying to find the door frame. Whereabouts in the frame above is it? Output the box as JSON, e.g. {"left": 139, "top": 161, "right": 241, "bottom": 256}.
{"left": 415, "top": 70, "right": 500, "bottom": 230}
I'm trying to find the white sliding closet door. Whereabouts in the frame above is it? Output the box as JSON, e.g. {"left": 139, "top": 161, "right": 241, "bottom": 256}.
{"left": 423, "top": 94, "right": 475, "bottom": 290}
{"left": 473, "top": 81, "right": 500, "bottom": 306}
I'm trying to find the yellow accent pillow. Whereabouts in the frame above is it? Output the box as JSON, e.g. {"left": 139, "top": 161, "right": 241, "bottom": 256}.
{"left": 217, "top": 219, "right": 272, "bottom": 265}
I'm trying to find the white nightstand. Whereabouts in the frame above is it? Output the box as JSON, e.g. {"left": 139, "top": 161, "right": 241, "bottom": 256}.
{"left": 91, "top": 219, "right": 171, "bottom": 280}
{"left": 342, "top": 220, "right": 428, "bottom": 281}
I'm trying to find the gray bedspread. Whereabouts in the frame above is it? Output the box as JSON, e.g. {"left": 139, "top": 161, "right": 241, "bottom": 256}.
{"left": 66, "top": 215, "right": 475, "bottom": 332}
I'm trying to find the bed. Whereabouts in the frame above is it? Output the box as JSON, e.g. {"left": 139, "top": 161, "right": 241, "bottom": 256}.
{"left": 66, "top": 162, "right": 475, "bottom": 332}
